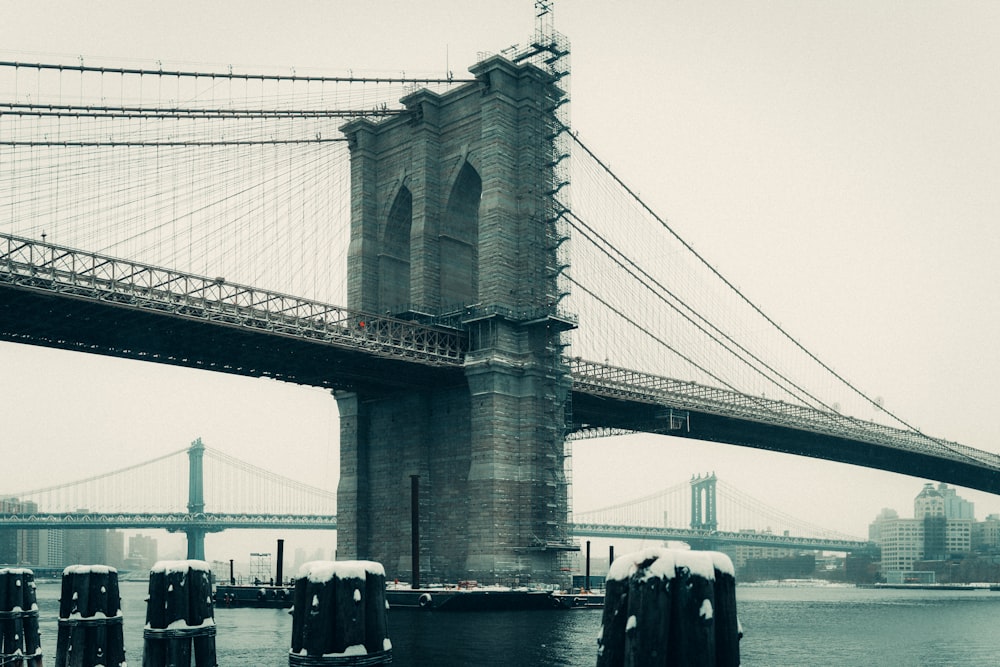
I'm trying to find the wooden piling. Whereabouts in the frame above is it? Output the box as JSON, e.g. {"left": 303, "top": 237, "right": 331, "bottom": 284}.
{"left": 142, "top": 559, "right": 216, "bottom": 667}
{"left": 0, "top": 567, "right": 43, "bottom": 667}
{"left": 55, "top": 565, "right": 126, "bottom": 667}
{"left": 595, "top": 548, "right": 740, "bottom": 667}
{"left": 289, "top": 560, "right": 391, "bottom": 666}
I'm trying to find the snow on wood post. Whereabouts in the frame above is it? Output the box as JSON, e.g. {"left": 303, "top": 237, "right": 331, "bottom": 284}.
{"left": 595, "top": 548, "right": 740, "bottom": 667}
{"left": 55, "top": 565, "right": 126, "bottom": 667}
{"left": 0, "top": 567, "right": 43, "bottom": 667}
{"left": 289, "top": 560, "right": 391, "bottom": 666}
{"left": 142, "top": 560, "right": 216, "bottom": 667}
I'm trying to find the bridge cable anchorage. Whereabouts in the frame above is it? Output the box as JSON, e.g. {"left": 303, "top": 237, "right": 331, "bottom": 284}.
{"left": 563, "top": 125, "right": 968, "bottom": 455}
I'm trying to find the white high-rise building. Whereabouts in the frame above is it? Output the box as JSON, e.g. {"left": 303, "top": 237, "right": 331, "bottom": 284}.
{"left": 871, "top": 484, "right": 974, "bottom": 577}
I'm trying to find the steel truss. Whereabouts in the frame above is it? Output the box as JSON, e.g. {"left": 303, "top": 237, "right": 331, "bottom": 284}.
{"left": 0, "top": 232, "right": 464, "bottom": 365}
{"left": 571, "top": 522, "right": 870, "bottom": 552}
{"left": 569, "top": 358, "right": 1000, "bottom": 471}
{"left": 0, "top": 511, "right": 337, "bottom": 530}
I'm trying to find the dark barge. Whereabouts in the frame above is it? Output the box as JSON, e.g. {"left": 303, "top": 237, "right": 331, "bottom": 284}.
{"left": 215, "top": 583, "right": 294, "bottom": 609}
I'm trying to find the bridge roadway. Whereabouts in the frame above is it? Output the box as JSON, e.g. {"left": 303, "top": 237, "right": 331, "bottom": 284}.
{"left": 0, "top": 511, "right": 338, "bottom": 531}
{"left": 5, "top": 232, "right": 1000, "bottom": 495}
{"left": 570, "top": 522, "right": 872, "bottom": 553}
{"left": 0, "top": 512, "right": 869, "bottom": 552}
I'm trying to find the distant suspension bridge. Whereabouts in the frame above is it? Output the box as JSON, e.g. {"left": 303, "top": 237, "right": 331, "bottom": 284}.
{"left": 1, "top": 441, "right": 870, "bottom": 559}
{"left": 0, "top": 438, "right": 338, "bottom": 559}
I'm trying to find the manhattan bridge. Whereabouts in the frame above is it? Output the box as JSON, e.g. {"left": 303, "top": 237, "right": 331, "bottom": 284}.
{"left": 1, "top": 13, "right": 996, "bottom": 582}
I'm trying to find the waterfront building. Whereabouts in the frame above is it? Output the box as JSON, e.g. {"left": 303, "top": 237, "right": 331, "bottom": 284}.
{"left": 871, "top": 483, "right": 974, "bottom": 578}
{"left": 876, "top": 518, "right": 925, "bottom": 573}
{"left": 105, "top": 529, "right": 125, "bottom": 568}
{"left": 126, "top": 533, "right": 158, "bottom": 571}
{"left": 0, "top": 497, "right": 38, "bottom": 565}
{"left": 725, "top": 529, "right": 804, "bottom": 569}
{"left": 37, "top": 530, "right": 65, "bottom": 567}
{"left": 64, "top": 526, "right": 124, "bottom": 567}
{"left": 937, "top": 483, "right": 975, "bottom": 520}
{"left": 972, "top": 513, "right": 1000, "bottom": 552}
{"left": 868, "top": 508, "right": 899, "bottom": 544}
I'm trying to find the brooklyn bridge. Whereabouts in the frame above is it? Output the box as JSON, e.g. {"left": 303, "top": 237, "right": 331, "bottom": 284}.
{"left": 2, "top": 5, "right": 997, "bottom": 584}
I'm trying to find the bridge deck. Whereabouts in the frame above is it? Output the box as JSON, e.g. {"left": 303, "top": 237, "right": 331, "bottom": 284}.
{"left": 5, "top": 232, "right": 1000, "bottom": 496}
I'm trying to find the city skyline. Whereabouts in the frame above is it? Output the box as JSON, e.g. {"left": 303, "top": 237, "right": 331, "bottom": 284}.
{"left": 2, "top": 2, "right": 1000, "bottom": 562}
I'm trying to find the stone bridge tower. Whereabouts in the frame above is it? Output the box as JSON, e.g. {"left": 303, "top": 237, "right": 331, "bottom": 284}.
{"left": 690, "top": 473, "right": 719, "bottom": 531}
{"left": 337, "top": 54, "right": 575, "bottom": 584}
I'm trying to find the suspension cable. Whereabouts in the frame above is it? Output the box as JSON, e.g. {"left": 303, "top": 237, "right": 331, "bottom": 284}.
{"left": 0, "top": 60, "right": 474, "bottom": 85}
{"left": 567, "top": 128, "right": 952, "bottom": 448}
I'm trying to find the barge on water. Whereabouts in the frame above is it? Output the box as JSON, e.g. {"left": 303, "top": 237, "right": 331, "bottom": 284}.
{"left": 215, "top": 582, "right": 294, "bottom": 608}
{"left": 385, "top": 582, "right": 605, "bottom": 611}
{"left": 386, "top": 582, "right": 561, "bottom": 611}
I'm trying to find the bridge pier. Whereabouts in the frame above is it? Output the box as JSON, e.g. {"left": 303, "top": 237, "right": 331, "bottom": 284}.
{"left": 337, "top": 53, "right": 575, "bottom": 584}
{"left": 691, "top": 473, "right": 718, "bottom": 531}
{"left": 185, "top": 528, "right": 207, "bottom": 561}
{"left": 186, "top": 439, "right": 207, "bottom": 561}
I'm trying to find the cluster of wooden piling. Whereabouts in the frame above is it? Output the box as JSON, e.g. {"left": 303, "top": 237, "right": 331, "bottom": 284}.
{"left": 8, "top": 548, "right": 737, "bottom": 666}
{"left": 56, "top": 565, "right": 126, "bottom": 667}
{"left": 289, "top": 560, "right": 391, "bottom": 666}
{"left": 4, "top": 561, "right": 218, "bottom": 667}
{"left": 596, "top": 548, "right": 741, "bottom": 667}
{"left": 4, "top": 557, "right": 393, "bottom": 666}
{"left": 142, "top": 560, "right": 217, "bottom": 667}
{"left": 0, "top": 567, "right": 43, "bottom": 667}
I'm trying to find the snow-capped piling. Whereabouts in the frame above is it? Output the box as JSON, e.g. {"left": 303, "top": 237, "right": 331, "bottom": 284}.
{"left": 596, "top": 548, "right": 740, "bottom": 667}
{"left": 0, "top": 567, "right": 42, "bottom": 667}
{"left": 55, "top": 565, "right": 125, "bottom": 667}
{"left": 289, "top": 560, "right": 391, "bottom": 666}
{"left": 142, "top": 559, "right": 216, "bottom": 667}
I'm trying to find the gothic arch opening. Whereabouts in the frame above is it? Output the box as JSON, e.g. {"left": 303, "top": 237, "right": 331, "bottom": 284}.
{"left": 440, "top": 161, "right": 481, "bottom": 308}
{"left": 380, "top": 185, "right": 412, "bottom": 312}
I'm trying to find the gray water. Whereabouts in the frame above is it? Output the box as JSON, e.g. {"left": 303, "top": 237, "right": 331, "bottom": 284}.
{"left": 32, "top": 580, "right": 1000, "bottom": 665}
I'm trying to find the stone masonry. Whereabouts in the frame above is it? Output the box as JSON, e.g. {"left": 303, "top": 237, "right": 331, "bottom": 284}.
{"left": 336, "top": 55, "right": 575, "bottom": 584}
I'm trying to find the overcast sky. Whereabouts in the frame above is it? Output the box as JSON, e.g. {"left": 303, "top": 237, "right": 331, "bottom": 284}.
{"left": 2, "top": 1, "right": 999, "bottom": 564}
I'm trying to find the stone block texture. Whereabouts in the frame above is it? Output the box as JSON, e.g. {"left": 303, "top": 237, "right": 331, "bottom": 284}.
{"left": 336, "top": 56, "right": 574, "bottom": 584}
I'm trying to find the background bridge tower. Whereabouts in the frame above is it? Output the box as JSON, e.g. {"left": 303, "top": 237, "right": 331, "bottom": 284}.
{"left": 690, "top": 473, "right": 718, "bottom": 531}
{"left": 337, "top": 52, "right": 575, "bottom": 583}
{"left": 186, "top": 438, "right": 208, "bottom": 560}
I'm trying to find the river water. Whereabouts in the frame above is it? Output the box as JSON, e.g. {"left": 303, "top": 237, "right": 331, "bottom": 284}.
{"left": 31, "top": 580, "right": 1000, "bottom": 665}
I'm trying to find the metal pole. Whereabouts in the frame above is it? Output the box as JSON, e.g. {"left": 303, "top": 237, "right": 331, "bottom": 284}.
{"left": 276, "top": 539, "right": 285, "bottom": 585}
{"left": 187, "top": 438, "right": 207, "bottom": 560}
{"left": 411, "top": 475, "right": 420, "bottom": 589}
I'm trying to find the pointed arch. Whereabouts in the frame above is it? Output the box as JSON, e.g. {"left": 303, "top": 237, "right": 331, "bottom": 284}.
{"left": 440, "top": 161, "right": 481, "bottom": 307}
{"left": 379, "top": 185, "right": 412, "bottom": 311}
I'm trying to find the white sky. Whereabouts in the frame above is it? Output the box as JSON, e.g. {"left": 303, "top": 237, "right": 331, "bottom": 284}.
{"left": 2, "top": 1, "right": 1000, "bottom": 564}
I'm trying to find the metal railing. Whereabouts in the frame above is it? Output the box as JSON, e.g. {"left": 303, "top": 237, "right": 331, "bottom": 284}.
{"left": 571, "top": 522, "right": 870, "bottom": 552}
{"left": 569, "top": 358, "right": 1000, "bottom": 471}
{"left": 0, "top": 232, "right": 465, "bottom": 365}
{"left": 0, "top": 511, "right": 337, "bottom": 530}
